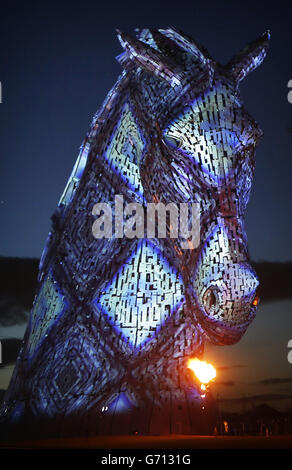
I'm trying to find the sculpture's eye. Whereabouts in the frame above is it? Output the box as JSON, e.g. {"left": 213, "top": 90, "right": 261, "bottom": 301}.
{"left": 163, "top": 134, "right": 181, "bottom": 149}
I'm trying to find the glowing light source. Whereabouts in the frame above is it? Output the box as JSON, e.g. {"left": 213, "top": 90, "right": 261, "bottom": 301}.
{"left": 187, "top": 358, "right": 216, "bottom": 384}
{"left": 252, "top": 295, "right": 259, "bottom": 306}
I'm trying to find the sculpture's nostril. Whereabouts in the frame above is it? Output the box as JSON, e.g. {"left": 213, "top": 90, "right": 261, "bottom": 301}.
{"left": 205, "top": 289, "right": 216, "bottom": 309}
{"left": 203, "top": 287, "right": 219, "bottom": 315}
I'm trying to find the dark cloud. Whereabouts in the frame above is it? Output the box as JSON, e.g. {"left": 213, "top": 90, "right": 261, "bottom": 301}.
{"left": 219, "top": 394, "right": 292, "bottom": 404}
{"left": 0, "top": 338, "right": 22, "bottom": 368}
{"left": 0, "top": 256, "right": 38, "bottom": 326}
{"left": 0, "top": 296, "right": 29, "bottom": 326}
{"left": 0, "top": 256, "right": 38, "bottom": 305}
{"left": 253, "top": 261, "right": 292, "bottom": 303}
{"left": 0, "top": 390, "right": 6, "bottom": 405}
{"left": 260, "top": 377, "right": 292, "bottom": 385}
{"left": 215, "top": 381, "right": 235, "bottom": 386}
{"left": 217, "top": 365, "right": 246, "bottom": 371}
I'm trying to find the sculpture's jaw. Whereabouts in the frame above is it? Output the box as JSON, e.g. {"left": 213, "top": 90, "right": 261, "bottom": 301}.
{"left": 186, "top": 282, "right": 259, "bottom": 346}
{"left": 192, "top": 300, "right": 257, "bottom": 346}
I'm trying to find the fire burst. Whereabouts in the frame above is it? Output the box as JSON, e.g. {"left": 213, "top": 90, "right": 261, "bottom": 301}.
{"left": 187, "top": 358, "right": 216, "bottom": 384}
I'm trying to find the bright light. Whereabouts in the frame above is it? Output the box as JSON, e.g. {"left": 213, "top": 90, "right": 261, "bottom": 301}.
{"left": 187, "top": 358, "right": 216, "bottom": 384}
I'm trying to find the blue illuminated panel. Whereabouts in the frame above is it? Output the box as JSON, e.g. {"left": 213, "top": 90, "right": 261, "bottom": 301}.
{"left": 94, "top": 239, "right": 185, "bottom": 348}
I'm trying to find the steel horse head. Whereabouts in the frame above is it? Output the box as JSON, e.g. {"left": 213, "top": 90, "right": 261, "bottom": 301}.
{"left": 0, "top": 28, "right": 269, "bottom": 438}
{"left": 116, "top": 27, "right": 269, "bottom": 345}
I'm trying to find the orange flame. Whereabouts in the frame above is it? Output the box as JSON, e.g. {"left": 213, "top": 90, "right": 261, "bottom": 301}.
{"left": 187, "top": 358, "right": 216, "bottom": 384}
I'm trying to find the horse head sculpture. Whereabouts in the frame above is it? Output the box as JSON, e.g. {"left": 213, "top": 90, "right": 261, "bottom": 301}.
{"left": 115, "top": 27, "right": 269, "bottom": 345}
{"left": 0, "top": 28, "right": 269, "bottom": 437}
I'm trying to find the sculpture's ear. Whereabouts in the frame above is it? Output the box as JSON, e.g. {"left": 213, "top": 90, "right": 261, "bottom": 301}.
{"left": 158, "top": 27, "right": 213, "bottom": 68}
{"left": 226, "top": 31, "right": 270, "bottom": 83}
{"left": 116, "top": 29, "right": 182, "bottom": 87}
{"left": 155, "top": 27, "right": 215, "bottom": 84}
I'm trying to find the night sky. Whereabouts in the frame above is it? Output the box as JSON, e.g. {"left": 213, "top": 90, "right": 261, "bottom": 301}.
{"left": 0, "top": 0, "right": 291, "bottom": 412}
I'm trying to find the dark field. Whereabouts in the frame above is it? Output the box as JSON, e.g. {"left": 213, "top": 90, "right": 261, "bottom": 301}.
{"left": 1, "top": 434, "right": 292, "bottom": 449}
